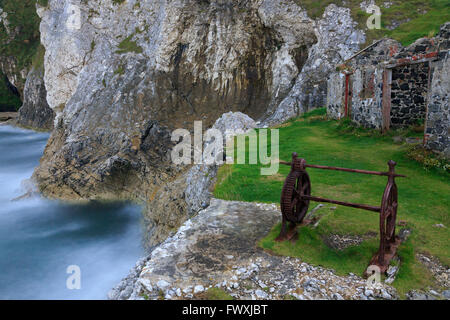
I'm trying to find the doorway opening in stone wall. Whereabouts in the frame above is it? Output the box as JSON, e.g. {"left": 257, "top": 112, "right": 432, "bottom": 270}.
{"left": 389, "top": 62, "right": 430, "bottom": 141}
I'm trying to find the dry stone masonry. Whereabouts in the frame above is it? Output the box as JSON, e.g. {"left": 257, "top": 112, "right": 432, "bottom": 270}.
{"left": 390, "top": 62, "right": 429, "bottom": 128}
{"left": 425, "top": 25, "right": 450, "bottom": 156}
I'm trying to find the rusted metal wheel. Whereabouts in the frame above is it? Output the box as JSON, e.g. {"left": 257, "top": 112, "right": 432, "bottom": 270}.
{"left": 381, "top": 183, "right": 398, "bottom": 250}
{"left": 372, "top": 179, "right": 400, "bottom": 272}
{"left": 281, "top": 170, "right": 311, "bottom": 224}
{"left": 366, "top": 160, "right": 403, "bottom": 275}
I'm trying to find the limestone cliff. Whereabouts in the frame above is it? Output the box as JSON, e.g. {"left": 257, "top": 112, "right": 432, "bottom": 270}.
{"left": 33, "top": 0, "right": 364, "bottom": 198}
{"left": 30, "top": 0, "right": 370, "bottom": 247}
{"left": 34, "top": 0, "right": 315, "bottom": 200}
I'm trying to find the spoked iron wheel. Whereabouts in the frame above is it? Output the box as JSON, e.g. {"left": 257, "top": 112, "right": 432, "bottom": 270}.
{"left": 380, "top": 183, "right": 399, "bottom": 253}
{"left": 281, "top": 171, "right": 311, "bottom": 224}
{"left": 369, "top": 182, "right": 401, "bottom": 274}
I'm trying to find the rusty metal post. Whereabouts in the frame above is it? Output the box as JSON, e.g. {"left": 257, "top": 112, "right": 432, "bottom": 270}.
{"left": 368, "top": 160, "right": 401, "bottom": 274}
{"left": 382, "top": 68, "right": 392, "bottom": 133}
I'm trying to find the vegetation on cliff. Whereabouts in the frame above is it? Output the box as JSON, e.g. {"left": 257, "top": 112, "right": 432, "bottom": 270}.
{"left": 214, "top": 109, "right": 449, "bottom": 297}
{"left": 0, "top": 0, "right": 45, "bottom": 111}
{"left": 1, "top": 0, "right": 448, "bottom": 112}
{"left": 297, "top": 0, "right": 450, "bottom": 46}
{"left": 0, "top": 0, "right": 44, "bottom": 69}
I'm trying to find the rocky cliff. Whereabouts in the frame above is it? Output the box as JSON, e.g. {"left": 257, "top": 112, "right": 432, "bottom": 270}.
{"left": 30, "top": 0, "right": 368, "bottom": 246}
{"left": 16, "top": 64, "right": 55, "bottom": 130}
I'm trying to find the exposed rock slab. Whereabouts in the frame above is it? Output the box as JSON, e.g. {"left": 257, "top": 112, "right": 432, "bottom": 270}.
{"left": 0, "top": 112, "right": 17, "bottom": 122}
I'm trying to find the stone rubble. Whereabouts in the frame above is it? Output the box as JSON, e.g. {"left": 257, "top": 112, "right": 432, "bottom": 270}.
{"left": 417, "top": 253, "right": 450, "bottom": 289}
{"left": 323, "top": 231, "right": 378, "bottom": 251}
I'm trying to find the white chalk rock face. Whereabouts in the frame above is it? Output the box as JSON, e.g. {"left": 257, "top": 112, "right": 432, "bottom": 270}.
{"left": 33, "top": 1, "right": 364, "bottom": 205}
{"left": 38, "top": 1, "right": 88, "bottom": 116}
{"left": 33, "top": 0, "right": 319, "bottom": 200}
{"left": 263, "top": 4, "right": 366, "bottom": 126}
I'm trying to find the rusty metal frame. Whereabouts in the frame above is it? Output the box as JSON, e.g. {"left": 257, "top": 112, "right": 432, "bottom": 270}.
{"left": 277, "top": 152, "right": 406, "bottom": 276}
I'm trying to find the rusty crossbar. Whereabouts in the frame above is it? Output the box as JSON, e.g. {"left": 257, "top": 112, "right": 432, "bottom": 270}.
{"left": 277, "top": 152, "right": 407, "bottom": 276}
{"left": 279, "top": 161, "right": 406, "bottom": 178}
{"left": 301, "top": 195, "right": 381, "bottom": 213}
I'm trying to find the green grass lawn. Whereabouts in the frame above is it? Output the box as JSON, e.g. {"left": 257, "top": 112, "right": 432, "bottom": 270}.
{"left": 214, "top": 110, "right": 449, "bottom": 298}
{"left": 387, "top": 0, "right": 450, "bottom": 46}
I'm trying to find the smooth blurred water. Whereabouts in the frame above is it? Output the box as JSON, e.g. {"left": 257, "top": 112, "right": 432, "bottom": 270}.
{"left": 0, "top": 125, "right": 144, "bottom": 300}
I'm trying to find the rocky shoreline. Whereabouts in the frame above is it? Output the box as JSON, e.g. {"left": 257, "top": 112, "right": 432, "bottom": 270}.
{"left": 109, "top": 199, "right": 400, "bottom": 300}
{"left": 109, "top": 199, "right": 450, "bottom": 301}
{"left": 0, "top": 112, "right": 17, "bottom": 123}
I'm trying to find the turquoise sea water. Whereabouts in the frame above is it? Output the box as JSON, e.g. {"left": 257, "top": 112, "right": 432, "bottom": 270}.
{"left": 0, "top": 125, "right": 144, "bottom": 299}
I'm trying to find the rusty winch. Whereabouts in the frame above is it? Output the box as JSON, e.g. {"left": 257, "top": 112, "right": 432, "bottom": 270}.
{"left": 278, "top": 152, "right": 406, "bottom": 275}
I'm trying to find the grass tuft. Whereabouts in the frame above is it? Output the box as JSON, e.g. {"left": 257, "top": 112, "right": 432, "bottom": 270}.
{"left": 198, "top": 287, "right": 234, "bottom": 300}
{"left": 116, "top": 34, "right": 143, "bottom": 54}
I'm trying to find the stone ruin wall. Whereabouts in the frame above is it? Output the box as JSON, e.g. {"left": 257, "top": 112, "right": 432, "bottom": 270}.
{"left": 425, "top": 50, "right": 449, "bottom": 157}
{"left": 350, "top": 66, "right": 384, "bottom": 129}
{"left": 326, "top": 72, "right": 345, "bottom": 120}
{"left": 326, "top": 38, "right": 401, "bottom": 129}
{"left": 390, "top": 62, "right": 430, "bottom": 128}
{"left": 326, "top": 23, "right": 450, "bottom": 157}
{"left": 424, "top": 23, "right": 450, "bottom": 157}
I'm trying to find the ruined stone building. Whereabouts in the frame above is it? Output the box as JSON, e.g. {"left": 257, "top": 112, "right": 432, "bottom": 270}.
{"left": 327, "top": 23, "right": 449, "bottom": 157}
